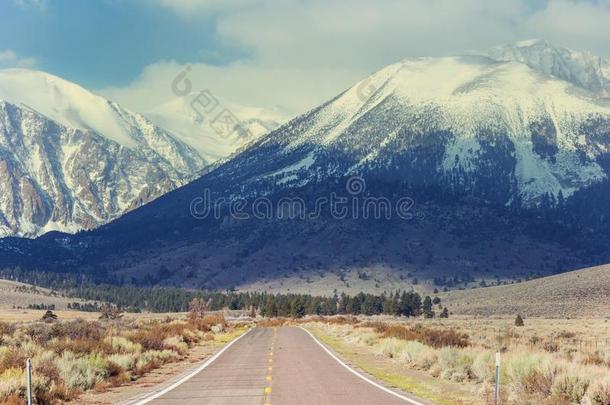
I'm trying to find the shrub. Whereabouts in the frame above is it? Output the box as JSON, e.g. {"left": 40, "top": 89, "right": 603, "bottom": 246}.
{"left": 542, "top": 341, "right": 559, "bottom": 353}
{"left": 397, "top": 341, "right": 426, "bottom": 364}
{"left": 506, "top": 353, "right": 555, "bottom": 398}
{"left": 556, "top": 331, "right": 576, "bottom": 339}
{"left": 22, "top": 323, "right": 52, "bottom": 344}
{"left": 0, "top": 348, "right": 26, "bottom": 374}
{"left": 415, "top": 349, "right": 438, "bottom": 370}
{"left": 0, "top": 322, "right": 16, "bottom": 336}
{"left": 582, "top": 351, "right": 605, "bottom": 366}
{"left": 551, "top": 373, "right": 589, "bottom": 403}
{"left": 135, "top": 350, "right": 178, "bottom": 375}
{"left": 0, "top": 368, "right": 49, "bottom": 404}
{"left": 434, "top": 347, "right": 474, "bottom": 381}
{"left": 56, "top": 352, "right": 110, "bottom": 390}
{"left": 50, "top": 320, "right": 103, "bottom": 341}
{"left": 190, "top": 314, "right": 226, "bottom": 332}
{"left": 0, "top": 368, "right": 24, "bottom": 401}
{"left": 472, "top": 351, "right": 495, "bottom": 383}
{"left": 130, "top": 329, "right": 165, "bottom": 351}
{"left": 162, "top": 336, "right": 189, "bottom": 355}
{"left": 366, "top": 323, "right": 469, "bottom": 348}
{"left": 374, "top": 338, "right": 406, "bottom": 359}
{"left": 586, "top": 378, "right": 610, "bottom": 405}
{"left": 49, "top": 338, "right": 107, "bottom": 355}
{"left": 344, "top": 330, "right": 377, "bottom": 347}
{"left": 104, "top": 336, "right": 142, "bottom": 354}
{"left": 107, "top": 354, "right": 136, "bottom": 372}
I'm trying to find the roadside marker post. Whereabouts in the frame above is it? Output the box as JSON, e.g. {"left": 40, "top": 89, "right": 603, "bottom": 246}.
{"left": 26, "top": 358, "right": 33, "bottom": 405}
{"left": 494, "top": 352, "right": 501, "bottom": 404}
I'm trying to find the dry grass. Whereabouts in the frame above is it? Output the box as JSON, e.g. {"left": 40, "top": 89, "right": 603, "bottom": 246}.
{"left": 0, "top": 314, "right": 239, "bottom": 404}
{"left": 362, "top": 321, "right": 470, "bottom": 348}
{"left": 0, "top": 280, "right": 97, "bottom": 312}
{"left": 306, "top": 316, "right": 610, "bottom": 405}
{"left": 442, "top": 264, "right": 610, "bottom": 318}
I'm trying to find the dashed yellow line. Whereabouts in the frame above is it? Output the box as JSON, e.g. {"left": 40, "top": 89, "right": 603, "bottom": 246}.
{"left": 264, "top": 328, "right": 277, "bottom": 405}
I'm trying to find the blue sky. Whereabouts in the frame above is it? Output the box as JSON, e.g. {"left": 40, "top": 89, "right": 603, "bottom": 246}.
{"left": 0, "top": 0, "right": 247, "bottom": 88}
{"left": 2, "top": 0, "right": 610, "bottom": 116}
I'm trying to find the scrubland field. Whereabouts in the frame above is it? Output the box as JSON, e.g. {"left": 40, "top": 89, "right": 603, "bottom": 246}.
{"left": 0, "top": 280, "right": 87, "bottom": 313}
{"left": 304, "top": 316, "right": 610, "bottom": 405}
{"left": 0, "top": 311, "right": 245, "bottom": 404}
{"left": 0, "top": 270, "right": 608, "bottom": 405}
{"left": 0, "top": 310, "right": 608, "bottom": 404}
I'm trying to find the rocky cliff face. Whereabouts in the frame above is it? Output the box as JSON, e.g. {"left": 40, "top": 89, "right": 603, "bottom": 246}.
{"left": 0, "top": 68, "right": 282, "bottom": 237}
{"left": 0, "top": 100, "right": 204, "bottom": 237}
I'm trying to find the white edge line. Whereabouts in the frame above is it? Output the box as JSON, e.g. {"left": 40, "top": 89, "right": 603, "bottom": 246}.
{"left": 299, "top": 326, "right": 428, "bottom": 405}
{"left": 130, "top": 328, "right": 253, "bottom": 405}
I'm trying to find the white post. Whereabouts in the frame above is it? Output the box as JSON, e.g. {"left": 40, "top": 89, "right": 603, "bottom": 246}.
{"left": 26, "top": 358, "right": 32, "bottom": 405}
{"left": 494, "top": 352, "right": 501, "bottom": 404}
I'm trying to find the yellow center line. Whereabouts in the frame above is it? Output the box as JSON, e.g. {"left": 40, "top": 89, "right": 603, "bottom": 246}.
{"left": 264, "top": 327, "right": 276, "bottom": 405}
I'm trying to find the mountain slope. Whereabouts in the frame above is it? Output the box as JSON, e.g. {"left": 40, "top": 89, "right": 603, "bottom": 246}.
{"left": 175, "top": 52, "right": 610, "bottom": 206}
{"left": 0, "top": 100, "right": 202, "bottom": 236}
{"left": 0, "top": 69, "right": 207, "bottom": 237}
{"left": 4, "top": 42, "right": 610, "bottom": 290}
{"left": 0, "top": 69, "right": 287, "bottom": 237}
{"left": 488, "top": 39, "right": 610, "bottom": 96}
{"left": 442, "top": 263, "right": 610, "bottom": 318}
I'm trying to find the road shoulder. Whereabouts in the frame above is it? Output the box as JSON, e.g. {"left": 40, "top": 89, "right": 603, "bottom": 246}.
{"left": 76, "top": 328, "right": 249, "bottom": 405}
{"left": 303, "top": 324, "right": 477, "bottom": 405}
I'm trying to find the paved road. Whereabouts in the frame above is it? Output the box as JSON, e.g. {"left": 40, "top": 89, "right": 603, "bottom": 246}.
{"left": 136, "top": 327, "right": 428, "bottom": 405}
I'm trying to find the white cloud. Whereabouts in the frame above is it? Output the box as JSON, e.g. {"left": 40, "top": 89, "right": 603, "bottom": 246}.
{"left": 525, "top": 0, "right": 610, "bottom": 52}
{"left": 0, "top": 49, "right": 37, "bottom": 69}
{"left": 104, "top": 0, "right": 610, "bottom": 117}
{"left": 100, "top": 60, "right": 363, "bottom": 119}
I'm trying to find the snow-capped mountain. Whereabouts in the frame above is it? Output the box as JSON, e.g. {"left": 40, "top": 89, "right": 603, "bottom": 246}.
{"left": 200, "top": 46, "right": 610, "bottom": 207}
{"left": 0, "top": 69, "right": 208, "bottom": 237}
{"left": 145, "top": 97, "right": 285, "bottom": 163}
{"left": 487, "top": 39, "right": 610, "bottom": 96}
{"left": 5, "top": 41, "right": 610, "bottom": 289}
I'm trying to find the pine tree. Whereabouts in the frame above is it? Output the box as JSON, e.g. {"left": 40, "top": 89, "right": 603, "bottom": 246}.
{"left": 423, "top": 296, "right": 434, "bottom": 318}
{"left": 290, "top": 298, "right": 306, "bottom": 318}
{"left": 515, "top": 314, "right": 524, "bottom": 326}
{"left": 41, "top": 310, "right": 58, "bottom": 322}
{"left": 440, "top": 307, "right": 449, "bottom": 318}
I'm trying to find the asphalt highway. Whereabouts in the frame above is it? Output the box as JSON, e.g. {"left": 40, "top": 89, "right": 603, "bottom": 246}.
{"left": 135, "top": 327, "right": 430, "bottom": 405}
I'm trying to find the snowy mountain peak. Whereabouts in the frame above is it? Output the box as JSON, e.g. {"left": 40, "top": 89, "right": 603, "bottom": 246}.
{"left": 211, "top": 46, "right": 610, "bottom": 208}
{"left": 0, "top": 69, "right": 211, "bottom": 237}
{"left": 0, "top": 69, "right": 141, "bottom": 147}
{"left": 0, "top": 68, "right": 284, "bottom": 237}
{"left": 487, "top": 40, "right": 610, "bottom": 95}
